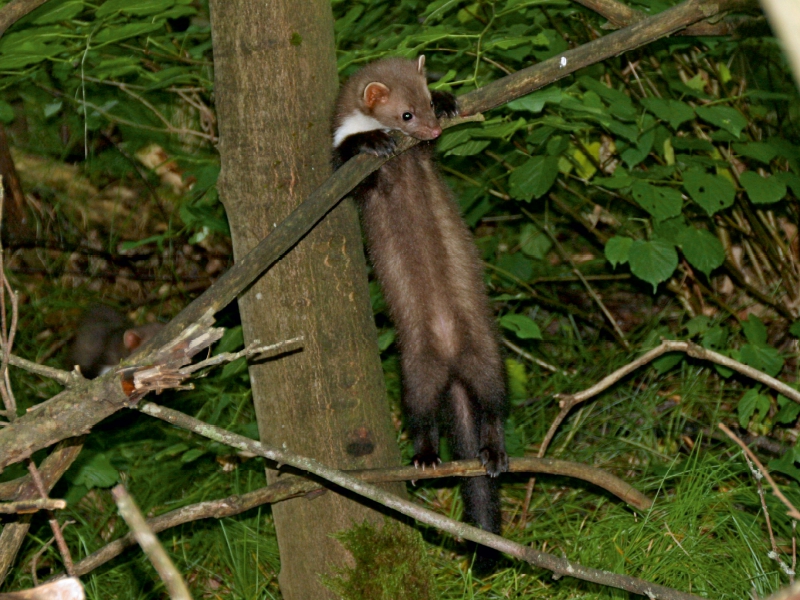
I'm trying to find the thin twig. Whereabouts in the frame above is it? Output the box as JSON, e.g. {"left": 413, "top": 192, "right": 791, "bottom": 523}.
{"left": 179, "top": 336, "right": 304, "bottom": 375}
{"left": 137, "top": 402, "right": 700, "bottom": 600}
{"left": 27, "top": 462, "right": 74, "bottom": 577}
{"left": 524, "top": 208, "right": 630, "bottom": 350}
{"left": 112, "top": 485, "right": 192, "bottom": 600}
{"left": 502, "top": 338, "right": 564, "bottom": 374}
{"left": 0, "top": 498, "right": 66, "bottom": 514}
{"left": 62, "top": 454, "right": 651, "bottom": 578}
{"left": 0, "top": 351, "right": 73, "bottom": 386}
{"left": 718, "top": 423, "right": 800, "bottom": 521}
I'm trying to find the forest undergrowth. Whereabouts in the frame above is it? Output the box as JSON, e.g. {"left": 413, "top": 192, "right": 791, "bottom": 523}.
{"left": 0, "top": 0, "right": 798, "bottom": 597}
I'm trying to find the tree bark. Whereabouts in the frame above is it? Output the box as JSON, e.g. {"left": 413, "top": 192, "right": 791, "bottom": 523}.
{"left": 207, "top": 2, "right": 410, "bottom": 598}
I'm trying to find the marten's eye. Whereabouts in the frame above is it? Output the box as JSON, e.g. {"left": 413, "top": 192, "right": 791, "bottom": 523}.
{"left": 430, "top": 100, "right": 434, "bottom": 107}
{"left": 402, "top": 112, "right": 413, "bottom": 121}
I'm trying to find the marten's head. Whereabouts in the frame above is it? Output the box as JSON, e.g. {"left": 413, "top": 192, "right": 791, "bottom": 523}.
{"left": 334, "top": 56, "right": 442, "bottom": 146}
{"left": 359, "top": 56, "right": 441, "bottom": 141}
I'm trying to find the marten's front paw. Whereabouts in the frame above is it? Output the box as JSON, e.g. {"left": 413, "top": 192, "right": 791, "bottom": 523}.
{"left": 431, "top": 90, "right": 459, "bottom": 119}
{"left": 478, "top": 447, "right": 509, "bottom": 478}
{"left": 412, "top": 452, "right": 442, "bottom": 470}
{"left": 359, "top": 130, "right": 396, "bottom": 157}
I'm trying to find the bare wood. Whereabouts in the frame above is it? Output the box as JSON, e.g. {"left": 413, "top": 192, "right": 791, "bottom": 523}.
{"left": 0, "top": 578, "right": 84, "bottom": 600}
{"left": 0, "top": 437, "right": 84, "bottom": 586}
{"left": 0, "top": 0, "right": 744, "bottom": 489}
{"left": 112, "top": 485, "right": 192, "bottom": 600}
{"left": 718, "top": 423, "right": 800, "bottom": 520}
{"left": 0, "top": 498, "right": 66, "bottom": 513}
{"left": 63, "top": 454, "right": 650, "bottom": 577}
{"left": 139, "top": 402, "right": 699, "bottom": 600}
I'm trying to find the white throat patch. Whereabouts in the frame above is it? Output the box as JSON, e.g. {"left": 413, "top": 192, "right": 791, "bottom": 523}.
{"left": 333, "top": 110, "right": 390, "bottom": 148}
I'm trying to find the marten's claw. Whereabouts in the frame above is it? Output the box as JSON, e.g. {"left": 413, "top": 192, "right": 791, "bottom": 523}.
{"left": 431, "top": 90, "right": 459, "bottom": 119}
{"left": 478, "top": 447, "right": 509, "bottom": 477}
{"left": 412, "top": 452, "right": 441, "bottom": 470}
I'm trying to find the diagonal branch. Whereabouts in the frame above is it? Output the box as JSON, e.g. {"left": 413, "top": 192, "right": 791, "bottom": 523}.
{"left": 138, "top": 401, "right": 700, "bottom": 600}
{"left": 0, "top": 0, "right": 744, "bottom": 475}
{"left": 62, "top": 455, "right": 651, "bottom": 578}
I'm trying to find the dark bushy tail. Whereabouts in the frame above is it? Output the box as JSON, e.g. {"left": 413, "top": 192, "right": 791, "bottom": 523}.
{"left": 461, "top": 475, "right": 502, "bottom": 573}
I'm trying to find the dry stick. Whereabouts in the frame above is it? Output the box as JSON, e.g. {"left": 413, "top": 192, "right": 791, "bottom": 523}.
{"left": 718, "top": 423, "right": 800, "bottom": 521}
{"left": 0, "top": 437, "right": 84, "bottom": 585}
{"left": 27, "top": 461, "right": 74, "bottom": 577}
{"left": 0, "top": 498, "right": 66, "bottom": 514}
{"left": 0, "top": 578, "right": 85, "bottom": 600}
{"left": 571, "top": 0, "right": 758, "bottom": 36}
{"left": 0, "top": 0, "right": 737, "bottom": 472}
{"left": 522, "top": 207, "right": 630, "bottom": 351}
{"left": 64, "top": 455, "right": 652, "bottom": 578}
{"left": 502, "top": 338, "right": 564, "bottom": 374}
{"left": 139, "top": 402, "right": 699, "bottom": 600}
{"left": 111, "top": 485, "right": 192, "bottom": 600}
{"left": 523, "top": 339, "right": 800, "bottom": 517}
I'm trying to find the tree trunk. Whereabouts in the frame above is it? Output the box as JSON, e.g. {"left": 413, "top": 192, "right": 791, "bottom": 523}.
{"left": 208, "top": 3, "right": 410, "bottom": 598}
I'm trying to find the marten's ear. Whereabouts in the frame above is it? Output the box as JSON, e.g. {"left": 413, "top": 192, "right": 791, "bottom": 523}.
{"left": 364, "top": 82, "right": 390, "bottom": 108}
{"left": 417, "top": 55, "right": 426, "bottom": 74}
{"left": 123, "top": 329, "right": 144, "bottom": 351}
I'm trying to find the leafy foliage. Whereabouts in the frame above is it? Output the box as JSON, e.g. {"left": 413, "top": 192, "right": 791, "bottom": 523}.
{"left": 2, "top": 0, "right": 800, "bottom": 597}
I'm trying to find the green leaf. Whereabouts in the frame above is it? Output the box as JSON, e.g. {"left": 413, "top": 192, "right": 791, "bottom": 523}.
{"left": 653, "top": 353, "right": 683, "bottom": 374}
{"left": 770, "top": 450, "right": 800, "bottom": 483}
{"left": 0, "top": 100, "right": 13, "bottom": 123}
{"left": 775, "top": 395, "right": 800, "bottom": 425}
{"left": 70, "top": 453, "right": 119, "bottom": 489}
{"left": 604, "top": 236, "right": 632, "bottom": 267}
{"left": 220, "top": 356, "right": 247, "bottom": 379}
{"left": 739, "top": 344, "right": 784, "bottom": 377}
{"left": 505, "top": 358, "right": 528, "bottom": 402}
{"left": 737, "top": 388, "right": 762, "bottom": 428}
{"left": 181, "top": 448, "right": 206, "bottom": 463}
{"left": 683, "top": 170, "right": 735, "bottom": 215}
{"left": 701, "top": 325, "right": 728, "bottom": 351}
{"left": 742, "top": 314, "right": 767, "bottom": 346}
{"left": 97, "top": 0, "right": 175, "bottom": 17}
{"left": 32, "top": 0, "right": 84, "bottom": 23}
{"left": 508, "top": 155, "right": 559, "bottom": 201}
{"left": 520, "top": 224, "right": 552, "bottom": 260}
{"left": 214, "top": 325, "right": 243, "bottom": 354}
{"left": 696, "top": 105, "right": 747, "bottom": 138}
{"left": 685, "top": 316, "right": 711, "bottom": 337}
{"left": 641, "top": 98, "right": 694, "bottom": 130}
{"left": 740, "top": 171, "right": 787, "bottom": 204}
{"left": 377, "top": 329, "right": 395, "bottom": 352}
{"left": 676, "top": 227, "right": 725, "bottom": 276}
{"left": 628, "top": 239, "right": 678, "bottom": 291}
{"left": 631, "top": 181, "right": 682, "bottom": 222}
{"left": 500, "top": 314, "right": 542, "bottom": 340}
{"left": 444, "top": 139, "right": 490, "bottom": 156}
{"left": 790, "top": 321, "right": 800, "bottom": 338}
{"left": 732, "top": 142, "right": 778, "bottom": 164}
{"left": 653, "top": 216, "right": 686, "bottom": 244}
{"left": 594, "top": 172, "right": 633, "bottom": 189}
{"left": 94, "top": 22, "right": 164, "bottom": 45}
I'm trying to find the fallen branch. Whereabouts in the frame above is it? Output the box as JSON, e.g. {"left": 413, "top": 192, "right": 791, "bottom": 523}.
{"left": 63, "top": 454, "right": 652, "bottom": 577}
{"left": 0, "top": 0, "right": 742, "bottom": 474}
{"left": 0, "top": 498, "right": 66, "bottom": 514}
{"left": 718, "top": 423, "right": 800, "bottom": 521}
{"left": 136, "top": 401, "right": 700, "bottom": 600}
{"left": 541, "top": 340, "right": 800, "bottom": 465}
{"left": 112, "top": 485, "right": 192, "bottom": 600}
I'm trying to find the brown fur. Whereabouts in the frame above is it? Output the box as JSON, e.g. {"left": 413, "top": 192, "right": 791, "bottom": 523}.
{"left": 334, "top": 58, "right": 509, "bottom": 566}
